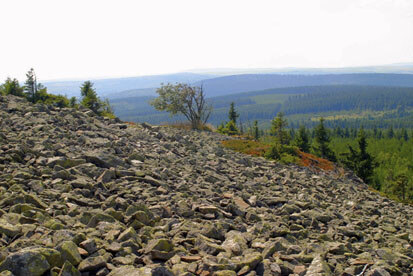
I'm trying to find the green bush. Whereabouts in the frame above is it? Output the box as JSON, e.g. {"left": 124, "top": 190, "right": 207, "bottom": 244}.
{"left": 265, "top": 143, "right": 299, "bottom": 164}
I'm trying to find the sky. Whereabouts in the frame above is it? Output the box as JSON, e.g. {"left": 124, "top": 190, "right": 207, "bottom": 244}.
{"left": 0, "top": 0, "right": 412, "bottom": 81}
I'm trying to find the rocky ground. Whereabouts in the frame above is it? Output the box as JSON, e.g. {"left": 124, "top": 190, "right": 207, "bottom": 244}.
{"left": 0, "top": 95, "right": 412, "bottom": 276}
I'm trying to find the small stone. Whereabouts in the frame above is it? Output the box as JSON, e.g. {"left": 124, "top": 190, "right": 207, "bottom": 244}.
{"left": 213, "top": 271, "right": 237, "bottom": 276}
{"left": 365, "top": 268, "right": 391, "bottom": 276}
{"left": 0, "top": 219, "right": 21, "bottom": 237}
{"left": 79, "top": 238, "right": 98, "bottom": 254}
{"left": 117, "top": 227, "right": 137, "bottom": 242}
{"left": 181, "top": 255, "right": 202, "bottom": 263}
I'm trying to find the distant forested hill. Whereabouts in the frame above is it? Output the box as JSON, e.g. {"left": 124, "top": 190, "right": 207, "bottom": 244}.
{"left": 45, "top": 72, "right": 413, "bottom": 100}
{"left": 195, "top": 73, "right": 413, "bottom": 97}
{"left": 111, "top": 85, "right": 413, "bottom": 129}
{"left": 44, "top": 73, "right": 215, "bottom": 98}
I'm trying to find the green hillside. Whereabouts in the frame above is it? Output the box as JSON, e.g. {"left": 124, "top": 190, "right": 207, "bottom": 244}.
{"left": 111, "top": 85, "right": 413, "bottom": 129}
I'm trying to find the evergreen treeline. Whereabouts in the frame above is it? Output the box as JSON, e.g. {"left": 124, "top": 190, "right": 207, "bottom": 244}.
{"left": 290, "top": 124, "right": 412, "bottom": 203}
{"left": 218, "top": 103, "right": 412, "bottom": 203}
{"left": 281, "top": 86, "right": 413, "bottom": 115}
{"left": 0, "top": 69, "right": 114, "bottom": 118}
{"left": 111, "top": 85, "right": 413, "bottom": 128}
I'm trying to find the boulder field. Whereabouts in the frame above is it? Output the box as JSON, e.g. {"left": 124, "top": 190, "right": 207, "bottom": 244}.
{"left": 0, "top": 95, "right": 411, "bottom": 276}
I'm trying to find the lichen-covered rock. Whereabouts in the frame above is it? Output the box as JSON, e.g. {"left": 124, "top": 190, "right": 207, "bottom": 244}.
{"left": 57, "top": 241, "right": 82, "bottom": 266}
{"left": 78, "top": 256, "right": 106, "bottom": 272}
{"left": 213, "top": 270, "right": 237, "bottom": 276}
{"left": 222, "top": 231, "right": 248, "bottom": 256}
{"left": 0, "top": 95, "right": 411, "bottom": 276}
{"left": 305, "top": 255, "right": 332, "bottom": 276}
{"left": 144, "top": 238, "right": 174, "bottom": 260}
{"left": 0, "top": 250, "right": 50, "bottom": 276}
{"left": 0, "top": 219, "right": 21, "bottom": 237}
{"left": 58, "top": 261, "right": 81, "bottom": 276}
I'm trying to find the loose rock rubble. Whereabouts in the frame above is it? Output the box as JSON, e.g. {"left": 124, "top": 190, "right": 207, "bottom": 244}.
{"left": 0, "top": 95, "right": 412, "bottom": 276}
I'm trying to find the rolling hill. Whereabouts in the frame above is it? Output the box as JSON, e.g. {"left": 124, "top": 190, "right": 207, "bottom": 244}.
{"left": 43, "top": 73, "right": 216, "bottom": 98}
{"left": 111, "top": 85, "right": 413, "bottom": 129}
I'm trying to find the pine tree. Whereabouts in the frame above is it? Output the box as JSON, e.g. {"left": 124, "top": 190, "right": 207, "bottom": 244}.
{"left": 401, "top": 128, "right": 408, "bottom": 141}
{"left": 239, "top": 119, "right": 244, "bottom": 135}
{"left": 313, "top": 118, "right": 336, "bottom": 161}
{"left": 24, "top": 68, "right": 38, "bottom": 103}
{"left": 69, "top": 97, "right": 77, "bottom": 108}
{"left": 228, "top": 102, "right": 239, "bottom": 124}
{"left": 387, "top": 125, "right": 394, "bottom": 139}
{"left": 341, "top": 127, "right": 374, "bottom": 183}
{"left": 294, "top": 125, "right": 310, "bottom": 152}
{"left": 253, "top": 120, "right": 259, "bottom": 141}
{"left": 224, "top": 120, "right": 238, "bottom": 136}
{"left": 270, "top": 112, "right": 290, "bottom": 145}
{"left": 392, "top": 173, "right": 408, "bottom": 201}
{"left": 80, "top": 81, "right": 101, "bottom": 114}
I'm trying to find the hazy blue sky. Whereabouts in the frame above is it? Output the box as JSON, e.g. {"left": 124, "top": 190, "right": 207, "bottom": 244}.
{"left": 1, "top": 0, "right": 412, "bottom": 81}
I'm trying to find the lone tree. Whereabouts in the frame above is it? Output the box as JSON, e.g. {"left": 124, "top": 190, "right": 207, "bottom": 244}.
{"left": 151, "top": 83, "right": 212, "bottom": 129}
{"left": 313, "top": 118, "right": 336, "bottom": 161}
{"left": 253, "top": 120, "right": 259, "bottom": 141}
{"left": 24, "top": 68, "right": 38, "bottom": 103}
{"left": 228, "top": 102, "right": 239, "bottom": 124}
{"left": 80, "top": 81, "right": 114, "bottom": 117}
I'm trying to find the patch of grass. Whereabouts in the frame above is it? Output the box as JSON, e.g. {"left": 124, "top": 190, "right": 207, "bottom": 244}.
{"left": 222, "top": 139, "right": 337, "bottom": 172}
{"left": 221, "top": 139, "right": 270, "bottom": 157}
{"left": 367, "top": 186, "right": 413, "bottom": 206}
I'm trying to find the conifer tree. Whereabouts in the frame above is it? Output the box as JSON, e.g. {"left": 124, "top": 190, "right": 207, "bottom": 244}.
{"left": 69, "top": 97, "right": 77, "bottom": 108}
{"left": 313, "top": 118, "right": 336, "bottom": 161}
{"left": 228, "top": 102, "right": 239, "bottom": 124}
{"left": 401, "top": 128, "right": 408, "bottom": 141}
{"left": 253, "top": 120, "right": 259, "bottom": 141}
{"left": 342, "top": 127, "right": 374, "bottom": 183}
{"left": 392, "top": 174, "right": 408, "bottom": 201}
{"left": 224, "top": 120, "right": 238, "bottom": 136}
{"left": 24, "top": 68, "right": 38, "bottom": 103}
{"left": 80, "top": 81, "right": 101, "bottom": 114}
{"left": 387, "top": 125, "right": 394, "bottom": 139}
{"left": 270, "top": 112, "right": 290, "bottom": 145}
{"left": 80, "top": 81, "right": 114, "bottom": 117}
{"left": 294, "top": 125, "right": 310, "bottom": 152}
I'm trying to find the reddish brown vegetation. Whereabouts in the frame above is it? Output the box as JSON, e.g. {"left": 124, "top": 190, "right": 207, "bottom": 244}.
{"left": 298, "top": 151, "right": 335, "bottom": 171}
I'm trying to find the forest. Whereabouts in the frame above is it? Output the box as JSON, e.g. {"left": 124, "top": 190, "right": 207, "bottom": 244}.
{"left": 110, "top": 85, "right": 413, "bottom": 130}
{"left": 215, "top": 102, "right": 412, "bottom": 204}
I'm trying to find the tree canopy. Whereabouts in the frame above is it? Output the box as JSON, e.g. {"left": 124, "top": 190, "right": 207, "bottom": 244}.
{"left": 150, "top": 83, "right": 212, "bottom": 129}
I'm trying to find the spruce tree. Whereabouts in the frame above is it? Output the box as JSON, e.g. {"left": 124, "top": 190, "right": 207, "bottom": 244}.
{"left": 270, "top": 112, "right": 290, "bottom": 145}
{"left": 401, "top": 128, "right": 408, "bottom": 141}
{"left": 387, "top": 126, "right": 394, "bottom": 139}
{"left": 294, "top": 125, "right": 310, "bottom": 152}
{"left": 342, "top": 127, "right": 374, "bottom": 183}
{"left": 228, "top": 102, "right": 239, "bottom": 123}
{"left": 24, "top": 68, "right": 38, "bottom": 103}
{"left": 80, "top": 81, "right": 101, "bottom": 114}
{"left": 253, "top": 120, "right": 259, "bottom": 141}
{"left": 313, "top": 118, "right": 336, "bottom": 161}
